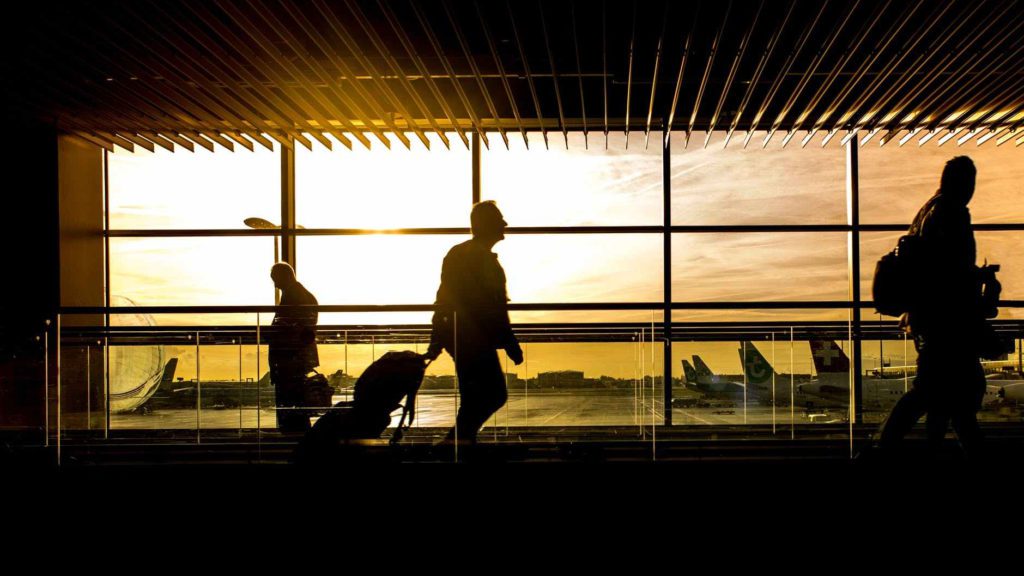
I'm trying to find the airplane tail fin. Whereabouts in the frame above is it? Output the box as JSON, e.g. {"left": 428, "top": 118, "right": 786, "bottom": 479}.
{"left": 159, "top": 358, "right": 178, "bottom": 388}
{"left": 810, "top": 340, "right": 851, "bottom": 374}
{"left": 258, "top": 371, "right": 272, "bottom": 387}
{"left": 682, "top": 359, "right": 698, "bottom": 384}
{"left": 739, "top": 342, "right": 776, "bottom": 386}
{"left": 692, "top": 355, "right": 715, "bottom": 380}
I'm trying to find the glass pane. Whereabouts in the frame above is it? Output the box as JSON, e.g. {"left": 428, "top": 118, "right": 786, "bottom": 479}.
{"left": 295, "top": 132, "right": 470, "bottom": 229}
{"left": 670, "top": 338, "right": 852, "bottom": 426}
{"left": 481, "top": 131, "right": 663, "bottom": 226}
{"left": 501, "top": 235, "right": 662, "bottom": 303}
{"left": 297, "top": 235, "right": 470, "bottom": 305}
{"left": 673, "top": 309, "right": 850, "bottom": 324}
{"left": 672, "top": 232, "right": 849, "bottom": 302}
{"left": 859, "top": 136, "right": 1024, "bottom": 224}
{"left": 299, "top": 234, "right": 663, "bottom": 306}
{"left": 669, "top": 131, "right": 847, "bottom": 225}
{"left": 110, "top": 237, "right": 277, "bottom": 308}
{"left": 108, "top": 145, "right": 280, "bottom": 230}
{"left": 510, "top": 310, "right": 663, "bottom": 324}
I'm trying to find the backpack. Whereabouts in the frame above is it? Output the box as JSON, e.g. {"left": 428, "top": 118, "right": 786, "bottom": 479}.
{"left": 872, "top": 234, "right": 924, "bottom": 317}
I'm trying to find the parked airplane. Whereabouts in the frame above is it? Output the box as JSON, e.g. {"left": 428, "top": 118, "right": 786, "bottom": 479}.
{"left": 140, "top": 359, "right": 276, "bottom": 411}
{"left": 739, "top": 341, "right": 836, "bottom": 408}
{"left": 681, "top": 356, "right": 744, "bottom": 403}
{"left": 799, "top": 340, "right": 1003, "bottom": 411}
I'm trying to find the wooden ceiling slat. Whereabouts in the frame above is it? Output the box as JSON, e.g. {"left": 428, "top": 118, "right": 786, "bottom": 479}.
{"left": 839, "top": 0, "right": 1007, "bottom": 140}
{"left": 706, "top": 0, "right": 762, "bottom": 148}
{"left": 601, "top": 0, "right": 608, "bottom": 146}
{"left": 623, "top": 2, "right": 636, "bottom": 143}
{"left": 444, "top": 0, "right": 508, "bottom": 149}
{"left": 181, "top": 1, "right": 332, "bottom": 149}
{"left": 743, "top": 1, "right": 828, "bottom": 148}
{"left": 410, "top": 0, "right": 490, "bottom": 149}
{"left": 823, "top": 0, "right": 929, "bottom": 143}
{"left": 569, "top": 0, "right": 588, "bottom": 148}
{"left": 506, "top": 0, "right": 548, "bottom": 149}
{"left": 182, "top": 131, "right": 216, "bottom": 152}
{"left": 9, "top": 1, "right": 1021, "bottom": 145}
{"left": 476, "top": 0, "right": 529, "bottom": 148}
{"left": 976, "top": 127, "right": 1010, "bottom": 146}
{"left": 224, "top": 132, "right": 256, "bottom": 152}
{"left": 158, "top": 132, "right": 197, "bottom": 153}
{"left": 318, "top": 2, "right": 436, "bottom": 149}
{"left": 134, "top": 2, "right": 299, "bottom": 148}
{"left": 686, "top": 0, "right": 731, "bottom": 148}
{"left": 918, "top": 27, "right": 1024, "bottom": 134}
{"left": 278, "top": 1, "right": 426, "bottom": 149}
{"left": 95, "top": 131, "right": 135, "bottom": 152}
{"left": 138, "top": 132, "right": 177, "bottom": 153}
{"left": 955, "top": 72, "right": 1024, "bottom": 137}
{"left": 768, "top": 0, "right": 862, "bottom": 148}
{"left": 862, "top": 1, "right": 981, "bottom": 144}
{"left": 71, "top": 131, "right": 116, "bottom": 152}
{"left": 139, "top": 0, "right": 310, "bottom": 150}
{"left": 724, "top": 0, "right": 793, "bottom": 147}
{"left": 645, "top": 3, "right": 670, "bottom": 149}
{"left": 98, "top": 6, "right": 298, "bottom": 148}
{"left": 996, "top": 129, "right": 1022, "bottom": 146}
{"left": 215, "top": 0, "right": 369, "bottom": 149}
{"left": 86, "top": 5, "right": 294, "bottom": 147}
{"left": 374, "top": 0, "right": 468, "bottom": 149}
{"left": 789, "top": 0, "right": 892, "bottom": 147}
{"left": 246, "top": 0, "right": 404, "bottom": 150}
{"left": 538, "top": 1, "right": 568, "bottom": 149}
{"left": 114, "top": 132, "right": 156, "bottom": 153}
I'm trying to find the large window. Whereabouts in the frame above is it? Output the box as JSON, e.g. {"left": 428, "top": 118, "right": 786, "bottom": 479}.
{"left": 108, "top": 145, "right": 280, "bottom": 230}
{"left": 95, "top": 129, "right": 1024, "bottom": 433}
{"left": 482, "top": 131, "right": 663, "bottom": 226}
{"left": 296, "top": 132, "right": 469, "bottom": 229}
{"left": 670, "top": 131, "right": 847, "bottom": 225}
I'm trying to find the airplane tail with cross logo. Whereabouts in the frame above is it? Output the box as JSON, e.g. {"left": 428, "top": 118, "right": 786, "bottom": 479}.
{"left": 809, "top": 340, "right": 851, "bottom": 376}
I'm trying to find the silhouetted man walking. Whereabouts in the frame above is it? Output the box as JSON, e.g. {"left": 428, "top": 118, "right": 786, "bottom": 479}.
{"left": 268, "top": 262, "right": 319, "bottom": 433}
{"left": 878, "top": 156, "right": 987, "bottom": 458}
{"left": 426, "top": 201, "right": 523, "bottom": 447}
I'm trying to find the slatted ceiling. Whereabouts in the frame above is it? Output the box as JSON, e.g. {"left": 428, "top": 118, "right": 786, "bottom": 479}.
{"left": 6, "top": 0, "right": 1024, "bottom": 152}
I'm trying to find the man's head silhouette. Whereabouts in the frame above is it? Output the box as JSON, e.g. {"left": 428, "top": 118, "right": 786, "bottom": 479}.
{"left": 470, "top": 201, "right": 508, "bottom": 246}
{"left": 940, "top": 155, "right": 976, "bottom": 206}
{"left": 270, "top": 261, "right": 297, "bottom": 290}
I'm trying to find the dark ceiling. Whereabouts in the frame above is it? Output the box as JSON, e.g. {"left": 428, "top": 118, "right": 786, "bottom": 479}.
{"left": 4, "top": 0, "right": 1024, "bottom": 151}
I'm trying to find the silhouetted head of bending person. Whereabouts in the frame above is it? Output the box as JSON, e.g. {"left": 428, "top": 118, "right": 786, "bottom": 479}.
{"left": 270, "top": 261, "right": 297, "bottom": 290}
{"left": 470, "top": 200, "right": 508, "bottom": 248}
{"left": 940, "top": 155, "right": 977, "bottom": 206}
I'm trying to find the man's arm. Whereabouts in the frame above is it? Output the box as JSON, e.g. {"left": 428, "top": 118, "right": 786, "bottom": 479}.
{"left": 425, "top": 255, "right": 454, "bottom": 360}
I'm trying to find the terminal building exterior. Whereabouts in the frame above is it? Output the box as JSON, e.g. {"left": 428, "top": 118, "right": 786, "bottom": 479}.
{"left": 2, "top": 0, "right": 1024, "bottom": 465}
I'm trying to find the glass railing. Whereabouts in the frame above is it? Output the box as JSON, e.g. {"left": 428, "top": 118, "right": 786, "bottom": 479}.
{"left": 35, "top": 306, "right": 1024, "bottom": 463}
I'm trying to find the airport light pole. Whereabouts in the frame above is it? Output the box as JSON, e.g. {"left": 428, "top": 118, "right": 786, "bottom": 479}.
{"left": 245, "top": 217, "right": 281, "bottom": 305}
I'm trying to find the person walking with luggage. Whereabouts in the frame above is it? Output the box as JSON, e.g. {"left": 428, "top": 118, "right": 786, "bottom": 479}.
{"left": 268, "top": 262, "right": 319, "bottom": 433}
{"left": 877, "top": 156, "right": 992, "bottom": 459}
{"left": 425, "top": 201, "right": 523, "bottom": 449}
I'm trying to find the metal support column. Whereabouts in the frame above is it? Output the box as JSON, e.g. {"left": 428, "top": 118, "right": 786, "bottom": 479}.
{"left": 663, "top": 125, "right": 673, "bottom": 426}
{"left": 281, "top": 142, "right": 297, "bottom": 269}
{"left": 472, "top": 132, "right": 481, "bottom": 205}
{"left": 846, "top": 137, "right": 864, "bottom": 425}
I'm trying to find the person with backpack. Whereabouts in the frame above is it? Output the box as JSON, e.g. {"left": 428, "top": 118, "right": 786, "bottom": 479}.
{"left": 425, "top": 201, "right": 524, "bottom": 449}
{"left": 876, "top": 156, "right": 995, "bottom": 459}
{"left": 268, "top": 262, "right": 319, "bottom": 433}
